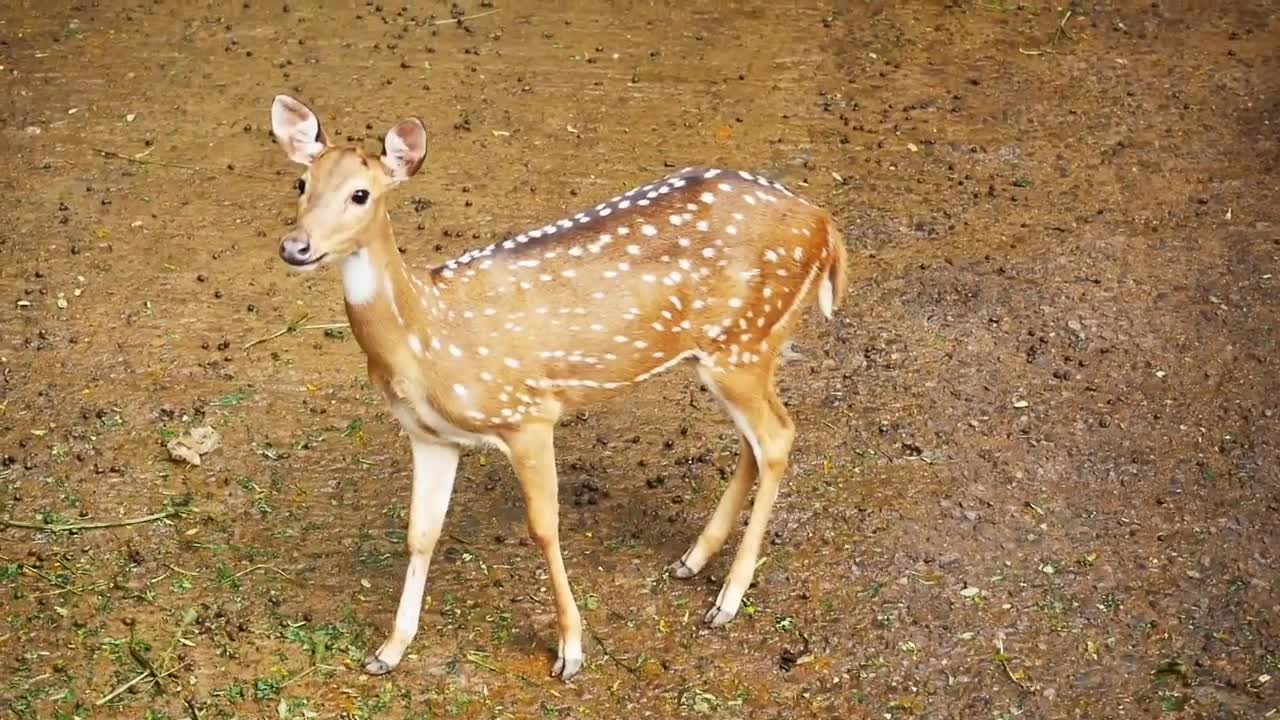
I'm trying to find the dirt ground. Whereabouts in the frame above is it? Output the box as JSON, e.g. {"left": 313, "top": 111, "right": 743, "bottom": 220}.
{"left": 2, "top": 1, "right": 1279, "bottom": 718}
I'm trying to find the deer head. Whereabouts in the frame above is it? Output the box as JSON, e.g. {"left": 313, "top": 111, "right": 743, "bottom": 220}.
{"left": 269, "top": 94, "right": 427, "bottom": 271}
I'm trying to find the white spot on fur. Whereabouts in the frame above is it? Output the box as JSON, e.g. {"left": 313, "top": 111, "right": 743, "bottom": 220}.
{"left": 342, "top": 250, "right": 378, "bottom": 305}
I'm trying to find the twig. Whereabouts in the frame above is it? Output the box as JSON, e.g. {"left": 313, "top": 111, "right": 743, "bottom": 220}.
{"left": 129, "top": 642, "right": 166, "bottom": 693}
{"left": 21, "top": 566, "right": 111, "bottom": 598}
{"left": 219, "top": 563, "right": 292, "bottom": 584}
{"left": 243, "top": 313, "right": 311, "bottom": 351}
{"left": 280, "top": 663, "right": 339, "bottom": 688}
{"left": 19, "top": 673, "right": 52, "bottom": 691}
{"left": 299, "top": 322, "right": 349, "bottom": 331}
{"left": 91, "top": 148, "right": 272, "bottom": 181}
{"left": 462, "top": 650, "right": 539, "bottom": 687}
{"left": 242, "top": 319, "right": 349, "bottom": 351}
{"left": 430, "top": 9, "right": 499, "bottom": 25}
{"left": 21, "top": 565, "right": 69, "bottom": 589}
{"left": 95, "top": 670, "right": 149, "bottom": 706}
{"left": 159, "top": 609, "right": 199, "bottom": 674}
{"left": 96, "top": 661, "right": 190, "bottom": 706}
{"left": 995, "top": 638, "right": 1033, "bottom": 692}
{"left": 1053, "top": 9, "right": 1075, "bottom": 44}
{"left": 55, "top": 555, "right": 86, "bottom": 577}
{"left": 587, "top": 626, "right": 640, "bottom": 676}
{"left": 999, "top": 655, "right": 1032, "bottom": 691}
{"left": 3, "top": 508, "right": 184, "bottom": 532}
{"left": 28, "top": 580, "right": 110, "bottom": 599}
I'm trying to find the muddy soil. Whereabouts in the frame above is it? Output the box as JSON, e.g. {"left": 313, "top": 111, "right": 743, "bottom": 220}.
{"left": 2, "top": 1, "right": 1279, "bottom": 718}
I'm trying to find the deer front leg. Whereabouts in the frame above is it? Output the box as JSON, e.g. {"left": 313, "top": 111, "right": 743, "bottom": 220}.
{"left": 505, "top": 422, "right": 584, "bottom": 681}
{"left": 363, "top": 438, "right": 460, "bottom": 675}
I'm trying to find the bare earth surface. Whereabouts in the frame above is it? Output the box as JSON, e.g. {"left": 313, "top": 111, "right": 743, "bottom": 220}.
{"left": 2, "top": 1, "right": 1279, "bottom": 718}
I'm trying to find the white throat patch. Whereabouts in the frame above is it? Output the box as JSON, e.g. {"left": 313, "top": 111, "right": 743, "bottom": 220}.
{"left": 343, "top": 249, "right": 379, "bottom": 306}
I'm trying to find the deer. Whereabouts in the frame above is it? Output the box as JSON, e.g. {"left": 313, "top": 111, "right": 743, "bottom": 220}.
{"left": 267, "top": 93, "right": 848, "bottom": 681}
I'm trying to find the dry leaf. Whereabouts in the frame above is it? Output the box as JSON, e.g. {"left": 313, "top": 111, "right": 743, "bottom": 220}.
{"left": 167, "top": 426, "right": 222, "bottom": 466}
{"left": 168, "top": 443, "right": 201, "bottom": 466}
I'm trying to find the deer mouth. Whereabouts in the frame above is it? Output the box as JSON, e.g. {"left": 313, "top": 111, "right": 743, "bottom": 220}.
{"left": 284, "top": 251, "right": 327, "bottom": 270}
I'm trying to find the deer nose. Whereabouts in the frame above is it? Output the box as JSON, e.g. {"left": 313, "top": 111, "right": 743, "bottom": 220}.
{"left": 279, "top": 231, "right": 315, "bottom": 266}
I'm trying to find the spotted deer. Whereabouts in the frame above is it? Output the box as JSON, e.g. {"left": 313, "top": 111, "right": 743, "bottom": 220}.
{"left": 268, "top": 94, "right": 848, "bottom": 681}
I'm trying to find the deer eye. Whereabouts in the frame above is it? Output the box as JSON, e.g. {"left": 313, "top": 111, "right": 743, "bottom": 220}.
{"left": 351, "top": 189, "right": 370, "bottom": 205}
{"left": 294, "top": 178, "right": 306, "bottom": 195}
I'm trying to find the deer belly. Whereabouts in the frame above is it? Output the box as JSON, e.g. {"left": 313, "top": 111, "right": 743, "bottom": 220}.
{"left": 386, "top": 392, "right": 505, "bottom": 451}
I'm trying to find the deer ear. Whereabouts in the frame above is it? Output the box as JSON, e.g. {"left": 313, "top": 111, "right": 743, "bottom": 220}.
{"left": 271, "top": 94, "right": 328, "bottom": 166}
{"left": 381, "top": 118, "right": 427, "bottom": 183}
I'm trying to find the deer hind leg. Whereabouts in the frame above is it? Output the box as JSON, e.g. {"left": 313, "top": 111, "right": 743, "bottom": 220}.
{"left": 694, "top": 360, "right": 794, "bottom": 626}
{"left": 670, "top": 433, "right": 756, "bottom": 579}
{"left": 363, "top": 438, "right": 460, "bottom": 675}
{"left": 504, "top": 421, "right": 584, "bottom": 681}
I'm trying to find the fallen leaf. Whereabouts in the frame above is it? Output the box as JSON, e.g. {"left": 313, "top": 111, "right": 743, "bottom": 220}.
{"left": 168, "top": 443, "right": 201, "bottom": 466}
{"left": 167, "top": 426, "right": 222, "bottom": 466}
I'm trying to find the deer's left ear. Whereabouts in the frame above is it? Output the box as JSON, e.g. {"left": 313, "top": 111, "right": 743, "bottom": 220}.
{"left": 381, "top": 118, "right": 427, "bottom": 183}
{"left": 271, "top": 94, "right": 328, "bottom": 166}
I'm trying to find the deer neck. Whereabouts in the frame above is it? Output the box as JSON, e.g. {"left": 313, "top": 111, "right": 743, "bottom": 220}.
{"left": 341, "top": 211, "right": 437, "bottom": 376}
